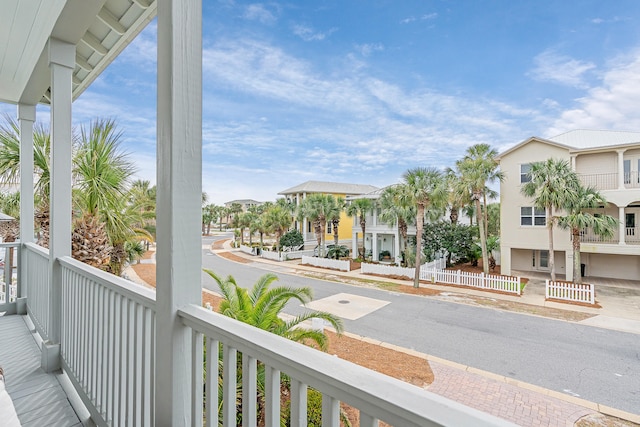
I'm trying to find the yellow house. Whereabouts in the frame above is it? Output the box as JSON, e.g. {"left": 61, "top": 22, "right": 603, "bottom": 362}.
{"left": 278, "top": 180, "right": 379, "bottom": 245}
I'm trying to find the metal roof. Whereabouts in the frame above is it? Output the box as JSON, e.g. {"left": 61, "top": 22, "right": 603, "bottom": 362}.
{"left": 278, "top": 180, "right": 380, "bottom": 196}
{"left": 0, "top": 0, "right": 156, "bottom": 105}
{"left": 547, "top": 129, "right": 640, "bottom": 149}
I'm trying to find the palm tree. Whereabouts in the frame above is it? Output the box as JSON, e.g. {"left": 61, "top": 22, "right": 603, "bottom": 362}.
{"left": 520, "top": 158, "right": 581, "bottom": 281}
{"left": 345, "top": 197, "right": 374, "bottom": 259}
{"left": 329, "top": 197, "right": 345, "bottom": 255}
{"left": 444, "top": 168, "right": 471, "bottom": 225}
{"left": 399, "top": 167, "right": 446, "bottom": 287}
{"left": 557, "top": 186, "right": 617, "bottom": 284}
{"left": 379, "top": 185, "right": 415, "bottom": 266}
{"left": 73, "top": 118, "right": 137, "bottom": 272}
{"left": 204, "top": 270, "right": 345, "bottom": 425}
{"left": 0, "top": 115, "right": 53, "bottom": 245}
{"left": 205, "top": 270, "right": 343, "bottom": 348}
{"left": 456, "top": 144, "right": 503, "bottom": 274}
{"left": 263, "top": 205, "right": 291, "bottom": 253}
{"left": 298, "top": 194, "right": 337, "bottom": 258}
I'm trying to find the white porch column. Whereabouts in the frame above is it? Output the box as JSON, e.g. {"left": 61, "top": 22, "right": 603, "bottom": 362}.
{"left": 617, "top": 149, "right": 625, "bottom": 189}
{"left": 351, "top": 230, "right": 358, "bottom": 259}
{"left": 619, "top": 206, "right": 626, "bottom": 245}
{"left": 18, "top": 105, "right": 35, "bottom": 244}
{"left": 394, "top": 232, "right": 401, "bottom": 264}
{"left": 302, "top": 192, "right": 307, "bottom": 237}
{"left": 18, "top": 104, "right": 36, "bottom": 313}
{"left": 155, "top": 0, "right": 203, "bottom": 425}
{"left": 44, "top": 38, "right": 74, "bottom": 372}
{"left": 500, "top": 245, "right": 511, "bottom": 276}
{"left": 565, "top": 251, "right": 574, "bottom": 282}
{"left": 371, "top": 232, "right": 378, "bottom": 260}
{"left": 570, "top": 154, "right": 576, "bottom": 171}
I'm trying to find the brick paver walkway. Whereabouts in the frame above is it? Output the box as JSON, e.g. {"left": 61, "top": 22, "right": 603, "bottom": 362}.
{"left": 428, "top": 362, "right": 596, "bottom": 426}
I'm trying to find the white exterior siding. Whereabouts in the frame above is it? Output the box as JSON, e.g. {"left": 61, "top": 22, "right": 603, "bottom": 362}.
{"left": 499, "top": 133, "right": 640, "bottom": 282}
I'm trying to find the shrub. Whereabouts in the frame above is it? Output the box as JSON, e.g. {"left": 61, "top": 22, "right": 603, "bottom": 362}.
{"left": 280, "top": 229, "right": 304, "bottom": 249}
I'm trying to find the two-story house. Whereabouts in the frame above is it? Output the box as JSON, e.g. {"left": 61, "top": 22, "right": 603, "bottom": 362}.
{"left": 278, "top": 180, "right": 378, "bottom": 245}
{"left": 497, "top": 130, "right": 640, "bottom": 281}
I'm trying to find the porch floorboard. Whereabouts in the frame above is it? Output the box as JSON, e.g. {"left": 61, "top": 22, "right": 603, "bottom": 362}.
{"left": 0, "top": 314, "right": 80, "bottom": 426}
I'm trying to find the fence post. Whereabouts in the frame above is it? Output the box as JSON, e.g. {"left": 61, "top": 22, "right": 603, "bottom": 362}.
{"left": 590, "top": 283, "right": 595, "bottom": 305}
{"left": 480, "top": 272, "right": 485, "bottom": 289}
{"left": 545, "top": 279, "right": 549, "bottom": 299}
{"left": 456, "top": 269, "right": 461, "bottom": 285}
{"left": 517, "top": 277, "right": 521, "bottom": 295}
{"left": 431, "top": 266, "right": 436, "bottom": 283}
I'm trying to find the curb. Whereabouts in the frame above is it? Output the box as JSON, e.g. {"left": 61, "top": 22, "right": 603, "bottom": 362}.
{"left": 339, "top": 330, "right": 640, "bottom": 424}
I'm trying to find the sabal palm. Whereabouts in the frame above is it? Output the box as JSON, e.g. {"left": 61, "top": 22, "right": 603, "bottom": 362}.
{"left": 557, "top": 186, "right": 617, "bottom": 284}
{"left": 329, "top": 197, "right": 345, "bottom": 254}
{"left": 456, "top": 144, "right": 503, "bottom": 274}
{"left": 521, "top": 158, "right": 580, "bottom": 281}
{"left": 399, "top": 167, "right": 446, "bottom": 287}
{"left": 379, "top": 185, "right": 415, "bottom": 266}
{"left": 263, "top": 205, "right": 292, "bottom": 253}
{"left": 205, "top": 270, "right": 343, "bottom": 349}
{"left": 299, "top": 193, "right": 337, "bottom": 257}
{"left": 0, "top": 114, "right": 52, "bottom": 199}
{"left": 345, "top": 197, "right": 373, "bottom": 258}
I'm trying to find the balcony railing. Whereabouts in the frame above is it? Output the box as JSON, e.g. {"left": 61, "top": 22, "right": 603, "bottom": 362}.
{"left": 0, "top": 242, "right": 20, "bottom": 311}
{"left": 578, "top": 171, "right": 640, "bottom": 190}
{"left": 580, "top": 227, "right": 640, "bottom": 245}
{"left": 20, "top": 242, "right": 511, "bottom": 426}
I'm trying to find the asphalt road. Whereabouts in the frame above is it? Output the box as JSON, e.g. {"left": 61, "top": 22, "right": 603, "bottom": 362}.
{"left": 201, "top": 235, "right": 640, "bottom": 415}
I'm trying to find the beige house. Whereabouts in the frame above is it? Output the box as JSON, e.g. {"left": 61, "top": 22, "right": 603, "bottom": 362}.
{"left": 498, "top": 130, "right": 640, "bottom": 281}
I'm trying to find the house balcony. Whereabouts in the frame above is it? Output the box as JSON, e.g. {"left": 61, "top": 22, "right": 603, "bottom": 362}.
{"left": 578, "top": 171, "right": 640, "bottom": 191}
{"left": 581, "top": 227, "right": 640, "bottom": 245}
{"left": 0, "top": 243, "right": 511, "bottom": 426}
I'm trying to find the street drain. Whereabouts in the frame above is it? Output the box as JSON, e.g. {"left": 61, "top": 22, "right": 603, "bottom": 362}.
{"left": 338, "top": 300, "right": 350, "bottom": 304}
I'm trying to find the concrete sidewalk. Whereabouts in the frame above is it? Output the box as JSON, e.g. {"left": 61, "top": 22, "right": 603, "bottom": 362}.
{"left": 212, "top": 241, "right": 640, "bottom": 426}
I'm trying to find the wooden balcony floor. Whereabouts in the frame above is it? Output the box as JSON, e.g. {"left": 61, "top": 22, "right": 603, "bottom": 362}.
{"left": 0, "top": 314, "right": 80, "bottom": 426}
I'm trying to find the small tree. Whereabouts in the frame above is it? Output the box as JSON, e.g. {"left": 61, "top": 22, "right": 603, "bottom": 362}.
{"left": 557, "top": 186, "right": 617, "bottom": 284}
{"left": 345, "top": 198, "right": 374, "bottom": 259}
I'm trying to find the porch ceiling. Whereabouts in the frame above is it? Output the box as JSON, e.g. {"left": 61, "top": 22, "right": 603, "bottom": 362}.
{"left": 0, "top": 0, "right": 156, "bottom": 106}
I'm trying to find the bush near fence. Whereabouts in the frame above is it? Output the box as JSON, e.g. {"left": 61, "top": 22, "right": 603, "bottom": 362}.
{"left": 545, "top": 280, "right": 595, "bottom": 305}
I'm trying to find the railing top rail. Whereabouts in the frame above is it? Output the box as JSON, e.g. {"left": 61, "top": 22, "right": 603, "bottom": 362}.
{"left": 24, "top": 242, "right": 50, "bottom": 258}
{"left": 0, "top": 242, "right": 21, "bottom": 248}
{"left": 179, "top": 304, "right": 513, "bottom": 427}
{"left": 59, "top": 256, "right": 156, "bottom": 310}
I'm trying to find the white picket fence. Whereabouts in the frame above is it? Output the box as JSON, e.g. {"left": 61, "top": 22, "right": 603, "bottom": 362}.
{"left": 361, "top": 258, "right": 447, "bottom": 280}
{"left": 239, "top": 245, "right": 255, "bottom": 255}
{"left": 424, "top": 268, "right": 521, "bottom": 295}
{"left": 545, "top": 280, "right": 595, "bottom": 305}
{"left": 301, "top": 256, "right": 351, "bottom": 272}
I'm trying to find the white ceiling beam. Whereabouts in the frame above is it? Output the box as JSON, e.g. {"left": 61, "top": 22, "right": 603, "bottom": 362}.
{"left": 98, "top": 7, "right": 126, "bottom": 35}
{"left": 81, "top": 31, "right": 108, "bottom": 55}
{"left": 75, "top": 53, "right": 93, "bottom": 71}
{"left": 132, "top": 0, "right": 152, "bottom": 9}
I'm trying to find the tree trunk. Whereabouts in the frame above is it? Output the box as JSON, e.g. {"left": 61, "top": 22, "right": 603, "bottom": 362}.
{"left": 547, "top": 205, "right": 556, "bottom": 281}
{"left": 572, "top": 228, "right": 582, "bottom": 284}
{"left": 333, "top": 220, "right": 339, "bottom": 259}
{"left": 360, "top": 218, "right": 366, "bottom": 259}
{"left": 320, "top": 220, "right": 326, "bottom": 257}
{"left": 475, "top": 196, "right": 489, "bottom": 274}
{"left": 413, "top": 205, "right": 425, "bottom": 288}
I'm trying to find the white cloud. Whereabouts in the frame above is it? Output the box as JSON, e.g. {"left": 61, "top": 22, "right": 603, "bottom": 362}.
{"left": 355, "top": 43, "right": 384, "bottom": 57}
{"left": 529, "top": 49, "right": 596, "bottom": 88}
{"left": 292, "top": 24, "right": 337, "bottom": 41}
{"left": 400, "top": 13, "right": 437, "bottom": 24}
{"left": 243, "top": 4, "right": 277, "bottom": 24}
{"left": 548, "top": 50, "right": 640, "bottom": 135}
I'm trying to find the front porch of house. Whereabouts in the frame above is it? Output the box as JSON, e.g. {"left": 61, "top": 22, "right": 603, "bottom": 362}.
{"left": 0, "top": 1, "right": 513, "bottom": 425}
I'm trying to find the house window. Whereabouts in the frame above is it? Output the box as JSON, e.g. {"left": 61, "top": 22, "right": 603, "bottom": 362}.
{"left": 327, "top": 222, "right": 332, "bottom": 234}
{"left": 520, "top": 206, "right": 546, "bottom": 226}
{"left": 520, "top": 163, "right": 531, "bottom": 183}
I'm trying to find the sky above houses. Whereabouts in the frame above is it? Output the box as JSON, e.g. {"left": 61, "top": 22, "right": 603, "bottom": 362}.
{"left": 4, "top": 0, "right": 640, "bottom": 205}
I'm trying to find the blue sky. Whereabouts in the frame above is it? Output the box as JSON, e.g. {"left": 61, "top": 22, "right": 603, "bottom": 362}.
{"left": 4, "top": 1, "right": 640, "bottom": 205}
